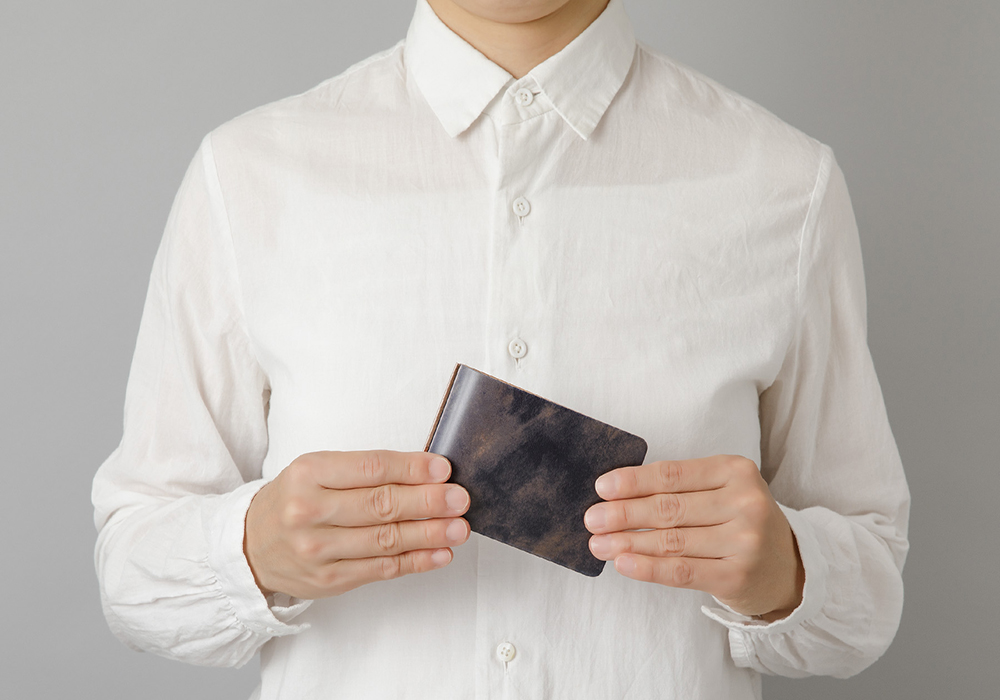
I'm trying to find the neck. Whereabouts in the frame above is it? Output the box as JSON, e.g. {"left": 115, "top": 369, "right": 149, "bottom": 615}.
{"left": 425, "top": 0, "right": 610, "bottom": 79}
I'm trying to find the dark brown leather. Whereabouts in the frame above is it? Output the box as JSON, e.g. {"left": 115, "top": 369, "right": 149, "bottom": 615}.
{"left": 425, "top": 364, "right": 648, "bottom": 577}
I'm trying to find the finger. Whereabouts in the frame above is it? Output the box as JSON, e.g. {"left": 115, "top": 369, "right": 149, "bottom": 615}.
{"left": 595, "top": 457, "right": 729, "bottom": 500}
{"left": 300, "top": 450, "right": 452, "bottom": 490}
{"left": 589, "top": 524, "right": 735, "bottom": 561}
{"left": 584, "top": 490, "right": 730, "bottom": 534}
{"left": 323, "top": 482, "right": 470, "bottom": 526}
{"left": 614, "top": 553, "right": 729, "bottom": 592}
{"left": 309, "top": 518, "right": 470, "bottom": 560}
{"left": 325, "top": 548, "right": 455, "bottom": 595}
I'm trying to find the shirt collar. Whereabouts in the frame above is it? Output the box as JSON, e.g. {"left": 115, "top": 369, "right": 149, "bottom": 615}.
{"left": 405, "top": 0, "right": 636, "bottom": 140}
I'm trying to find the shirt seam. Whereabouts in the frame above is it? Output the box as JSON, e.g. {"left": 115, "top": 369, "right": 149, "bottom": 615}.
{"left": 794, "top": 146, "right": 836, "bottom": 335}
{"left": 201, "top": 132, "right": 267, "bottom": 376}
{"left": 338, "top": 39, "right": 405, "bottom": 83}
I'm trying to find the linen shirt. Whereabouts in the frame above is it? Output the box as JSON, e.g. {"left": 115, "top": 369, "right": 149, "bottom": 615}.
{"left": 92, "top": 0, "right": 910, "bottom": 697}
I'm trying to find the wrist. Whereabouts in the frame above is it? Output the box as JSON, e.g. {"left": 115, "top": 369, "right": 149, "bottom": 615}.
{"left": 243, "top": 484, "right": 277, "bottom": 597}
{"left": 758, "top": 531, "right": 806, "bottom": 622}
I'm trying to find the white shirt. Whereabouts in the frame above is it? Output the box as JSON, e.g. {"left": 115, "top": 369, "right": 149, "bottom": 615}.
{"left": 92, "top": 0, "right": 910, "bottom": 697}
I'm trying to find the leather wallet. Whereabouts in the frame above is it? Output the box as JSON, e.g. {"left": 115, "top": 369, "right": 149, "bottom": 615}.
{"left": 424, "top": 364, "right": 648, "bottom": 576}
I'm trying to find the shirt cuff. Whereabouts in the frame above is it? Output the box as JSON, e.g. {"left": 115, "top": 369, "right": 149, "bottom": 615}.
{"left": 203, "top": 479, "right": 313, "bottom": 637}
{"left": 700, "top": 504, "right": 829, "bottom": 668}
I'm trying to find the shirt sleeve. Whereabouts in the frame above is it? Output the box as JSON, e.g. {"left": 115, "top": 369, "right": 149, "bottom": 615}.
{"left": 92, "top": 134, "right": 312, "bottom": 668}
{"left": 700, "top": 148, "right": 910, "bottom": 678}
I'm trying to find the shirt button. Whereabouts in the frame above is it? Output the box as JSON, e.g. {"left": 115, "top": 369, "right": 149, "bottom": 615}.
{"left": 514, "top": 88, "right": 534, "bottom": 106}
{"left": 508, "top": 338, "right": 527, "bottom": 359}
{"left": 496, "top": 642, "right": 517, "bottom": 662}
{"left": 512, "top": 196, "right": 531, "bottom": 217}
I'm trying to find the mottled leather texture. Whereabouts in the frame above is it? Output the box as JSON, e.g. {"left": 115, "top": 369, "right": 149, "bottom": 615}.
{"left": 426, "top": 364, "right": 648, "bottom": 577}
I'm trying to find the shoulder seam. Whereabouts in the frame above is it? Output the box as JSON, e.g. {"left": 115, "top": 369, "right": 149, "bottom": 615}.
{"left": 201, "top": 133, "right": 267, "bottom": 378}
{"left": 795, "top": 145, "right": 836, "bottom": 321}
{"left": 333, "top": 39, "right": 406, "bottom": 84}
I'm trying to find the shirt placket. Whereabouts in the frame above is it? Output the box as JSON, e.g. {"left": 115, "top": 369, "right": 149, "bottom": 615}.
{"left": 476, "top": 76, "right": 555, "bottom": 700}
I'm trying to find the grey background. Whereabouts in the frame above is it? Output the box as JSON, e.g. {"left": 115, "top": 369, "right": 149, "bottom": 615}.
{"left": 1, "top": 0, "right": 997, "bottom": 697}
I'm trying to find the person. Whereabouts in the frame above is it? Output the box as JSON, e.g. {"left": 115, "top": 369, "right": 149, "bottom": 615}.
{"left": 92, "top": 0, "right": 910, "bottom": 697}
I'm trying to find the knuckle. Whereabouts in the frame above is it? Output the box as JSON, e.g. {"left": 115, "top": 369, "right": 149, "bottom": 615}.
{"left": 406, "top": 455, "right": 421, "bottom": 483}
{"left": 658, "top": 528, "right": 686, "bottom": 556}
{"left": 617, "top": 503, "right": 632, "bottom": 529}
{"left": 281, "top": 496, "right": 315, "bottom": 528}
{"left": 656, "top": 461, "right": 684, "bottom": 491}
{"left": 315, "top": 566, "right": 342, "bottom": 590}
{"left": 654, "top": 494, "right": 684, "bottom": 525}
{"left": 373, "top": 523, "right": 401, "bottom": 554}
{"left": 728, "top": 455, "right": 759, "bottom": 479}
{"left": 376, "top": 555, "right": 403, "bottom": 580}
{"left": 291, "top": 532, "right": 321, "bottom": 560}
{"left": 740, "top": 490, "right": 771, "bottom": 523}
{"left": 671, "top": 559, "right": 696, "bottom": 587}
{"left": 367, "top": 484, "right": 398, "bottom": 522}
{"left": 284, "top": 457, "right": 314, "bottom": 489}
{"left": 423, "top": 486, "right": 435, "bottom": 514}
{"left": 360, "top": 450, "right": 389, "bottom": 484}
{"left": 740, "top": 528, "right": 765, "bottom": 554}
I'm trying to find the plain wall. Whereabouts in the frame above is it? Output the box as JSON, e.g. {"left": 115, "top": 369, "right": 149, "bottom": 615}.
{"left": 1, "top": 1, "right": 997, "bottom": 697}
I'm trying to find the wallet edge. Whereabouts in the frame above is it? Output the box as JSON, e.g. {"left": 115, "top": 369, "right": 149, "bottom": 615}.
{"left": 423, "top": 362, "right": 462, "bottom": 452}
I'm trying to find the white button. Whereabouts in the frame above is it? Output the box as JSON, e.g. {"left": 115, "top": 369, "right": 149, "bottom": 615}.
{"left": 512, "top": 196, "right": 531, "bottom": 217}
{"left": 514, "top": 88, "right": 534, "bottom": 106}
{"left": 508, "top": 338, "right": 528, "bottom": 359}
{"left": 496, "top": 642, "right": 517, "bottom": 663}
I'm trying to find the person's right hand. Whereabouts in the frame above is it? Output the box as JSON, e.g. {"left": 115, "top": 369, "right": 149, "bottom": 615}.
{"left": 244, "top": 450, "right": 470, "bottom": 599}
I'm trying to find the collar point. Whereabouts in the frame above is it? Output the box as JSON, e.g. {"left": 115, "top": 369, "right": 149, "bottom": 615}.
{"left": 439, "top": 116, "right": 473, "bottom": 139}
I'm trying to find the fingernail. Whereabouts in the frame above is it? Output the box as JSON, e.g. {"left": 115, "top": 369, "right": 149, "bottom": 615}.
{"left": 616, "top": 555, "right": 636, "bottom": 575}
{"left": 445, "top": 486, "right": 469, "bottom": 513}
{"left": 431, "top": 549, "right": 452, "bottom": 567}
{"left": 584, "top": 507, "right": 606, "bottom": 531}
{"left": 589, "top": 535, "right": 611, "bottom": 556}
{"left": 446, "top": 519, "right": 468, "bottom": 543}
{"left": 595, "top": 473, "right": 617, "bottom": 498}
{"left": 429, "top": 457, "right": 450, "bottom": 482}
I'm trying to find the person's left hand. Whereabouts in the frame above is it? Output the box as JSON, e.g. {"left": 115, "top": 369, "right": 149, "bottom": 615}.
{"left": 584, "top": 454, "right": 805, "bottom": 621}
